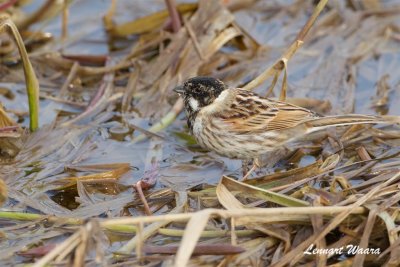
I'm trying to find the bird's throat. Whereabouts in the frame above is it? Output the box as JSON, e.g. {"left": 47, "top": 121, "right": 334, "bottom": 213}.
{"left": 187, "top": 110, "right": 199, "bottom": 133}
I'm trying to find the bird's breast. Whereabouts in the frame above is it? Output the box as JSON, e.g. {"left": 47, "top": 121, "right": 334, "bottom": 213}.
{"left": 191, "top": 114, "right": 289, "bottom": 159}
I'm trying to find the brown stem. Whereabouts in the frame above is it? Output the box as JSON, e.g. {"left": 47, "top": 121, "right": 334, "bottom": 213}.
{"left": 143, "top": 244, "right": 245, "bottom": 255}
{"left": 0, "top": 0, "right": 18, "bottom": 11}
{"left": 165, "top": 0, "right": 181, "bottom": 33}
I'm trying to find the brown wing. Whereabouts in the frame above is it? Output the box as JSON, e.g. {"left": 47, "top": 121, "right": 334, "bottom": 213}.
{"left": 217, "top": 89, "right": 319, "bottom": 134}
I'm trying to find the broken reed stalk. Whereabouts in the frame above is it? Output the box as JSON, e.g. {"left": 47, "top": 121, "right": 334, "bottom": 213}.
{"left": 0, "top": 15, "right": 40, "bottom": 131}
{"left": 0, "top": 103, "right": 18, "bottom": 128}
{"left": 32, "top": 228, "right": 82, "bottom": 267}
{"left": 103, "top": 0, "right": 117, "bottom": 31}
{"left": 16, "top": 0, "right": 70, "bottom": 30}
{"left": 61, "top": 0, "right": 69, "bottom": 39}
{"left": 0, "top": 210, "right": 257, "bottom": 238}
{"left": 165, "top": 0, "right": 182, "bottom": 33}
{"left": 100, "top": 206, "right": 367, "bottom": 227}
{"left": 242, "top": 0, "right": 329, "bottom": 92}
{"left": 0, "top": 0, "right": 18, "bottom": 11}
{"left": 0, "top": 205, "right": 368, "bottom": 227}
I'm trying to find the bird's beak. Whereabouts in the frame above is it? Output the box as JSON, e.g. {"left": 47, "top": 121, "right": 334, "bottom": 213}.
{"left": 173, "top": 85, "right": 184, "bottom": 94}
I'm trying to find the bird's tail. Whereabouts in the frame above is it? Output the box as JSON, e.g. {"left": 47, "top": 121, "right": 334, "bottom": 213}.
{"left": 305, "top": 115, "right": 400, "bottom": 133}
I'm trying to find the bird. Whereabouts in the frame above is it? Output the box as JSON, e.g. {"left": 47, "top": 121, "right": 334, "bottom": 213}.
{"left": 173, "top": 76, "right": 399, "bottom": 180}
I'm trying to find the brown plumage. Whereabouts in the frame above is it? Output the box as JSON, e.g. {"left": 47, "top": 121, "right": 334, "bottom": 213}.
{"left": 174, "top": 77, "right": 399, "bottom": 179}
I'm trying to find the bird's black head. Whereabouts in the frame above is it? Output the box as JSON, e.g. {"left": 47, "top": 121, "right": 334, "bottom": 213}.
{"left": 174, "top": 77, "right": 227, "bottom": 114}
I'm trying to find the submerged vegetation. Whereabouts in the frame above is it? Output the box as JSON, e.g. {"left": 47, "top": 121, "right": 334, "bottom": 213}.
{"left": 0, "top": 0, "right": 400, "bottom": 266}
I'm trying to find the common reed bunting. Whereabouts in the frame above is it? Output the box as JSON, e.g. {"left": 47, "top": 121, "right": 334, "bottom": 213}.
{"left": 174, "top": 77, "right": 399, "bottom": 179}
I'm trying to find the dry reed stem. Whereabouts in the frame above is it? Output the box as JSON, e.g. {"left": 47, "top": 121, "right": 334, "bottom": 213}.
{"left": 352, "top": 204, "right": 378, "bottom": 266}
{"left": 58, "top": 61, "right": 79, "bottom": 98}
{"left": 32, "top": 230, "right": 82, "bottom": 267}
{"left": 243, "top": 0, "right": 328, "bottom": 91}
{"left": 100, "top": 206, "right": 367, "bottom": 227}
{"left": 61, "top": 0, "right": 69, "bottom": 40}
{"left": 116, "top": 192, "right": 188, "bottom": 254}
{"left": 271, "top": 171, "right": 400, "bottom": 267}
{"left": 165, "top": 0, "right": 182, "bottom": 33}
{"left": 60, "top": 60, "right": 115, "bottom": 127}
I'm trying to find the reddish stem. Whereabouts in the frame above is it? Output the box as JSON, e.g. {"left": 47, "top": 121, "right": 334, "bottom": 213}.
{"left": 165, "top": 0, "right": 181, "bottom": 33}
{"left": 0, "top": 126, "right": 19, "bottom": 133}
{"left": 143, "top": 244, "right": 245, "bottom": 255}
{"left": 133, "top": 181, "right": 152, "bottom": 216}
{"left": 0, "top": 0, "right": 18, "bottom": 12}
{"left": 62, "top": 54, "right": 107, "bottom": 66}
